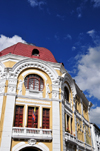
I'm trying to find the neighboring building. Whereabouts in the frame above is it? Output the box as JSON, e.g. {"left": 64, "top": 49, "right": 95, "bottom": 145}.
{"left": 0, "top": 42, "right": 93, "bottom": 151}
{"left": 91, "top": 123, "right": 100, "bottom": 151}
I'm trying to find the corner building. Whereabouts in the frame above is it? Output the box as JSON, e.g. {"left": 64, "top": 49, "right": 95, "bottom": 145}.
{"left": 0, "top": 43, "right": 93, "bottom": 151}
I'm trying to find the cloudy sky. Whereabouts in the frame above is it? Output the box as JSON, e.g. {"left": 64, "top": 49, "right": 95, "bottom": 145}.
{"left": 0, "top": 0, "right": 100, "bottom": 127}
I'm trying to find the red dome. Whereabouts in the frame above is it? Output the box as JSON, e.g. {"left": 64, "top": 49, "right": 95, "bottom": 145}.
{"left": 0, "top": 42, "right": 57, "bottom": 63}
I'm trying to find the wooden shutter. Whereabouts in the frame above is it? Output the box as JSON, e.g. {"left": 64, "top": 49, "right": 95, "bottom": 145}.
{"left": 27, "top": 107, "right": 38, "bottom": 128}
{"left": 14, "top": 106, "right": 23, "bottom": 127}
{"left": 42, "top": 108, "right": 50, "bottom": 129}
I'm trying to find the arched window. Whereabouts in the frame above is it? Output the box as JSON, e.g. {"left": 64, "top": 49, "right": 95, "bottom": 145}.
{"left": 64, "top": 87, "right": 69, "bottom": 102}
{"left": 24, "top": 74, "right": 44, "bottom": 91}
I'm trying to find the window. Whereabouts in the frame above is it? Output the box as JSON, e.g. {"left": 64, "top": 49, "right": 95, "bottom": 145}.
{"left": 64, "top": 87, "right": 69, "bottom": 102}
{"left": 32, "top": 49, "right": 39, "bottom": 56}
{"left": 24, "top": 74, "right": 44, "bottom": 91}
{"left": 42, "top": 108, "right": 50, "bottom": 129}
{"left": 27, "top": 107, "right": 38, "bottom": 128}
{"left": 14, "top": 106, "right": 23, "bottom": 127}
{"left": 67, "top": 115, "right": 69, "bottom": 129}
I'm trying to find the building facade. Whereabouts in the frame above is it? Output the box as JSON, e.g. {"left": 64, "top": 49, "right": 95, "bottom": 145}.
{"left": 0, "top": 43, "right": 93, "bottom": 151}
{"left": 91, "top": 123, "right": 100, "bottom": 151}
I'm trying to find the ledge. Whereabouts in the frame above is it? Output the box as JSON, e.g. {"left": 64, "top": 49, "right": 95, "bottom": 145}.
{"left": 12, "top": 127, "right": 52, "bottom": 141}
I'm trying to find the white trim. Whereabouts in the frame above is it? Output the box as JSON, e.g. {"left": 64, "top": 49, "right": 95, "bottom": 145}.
{"left": 65, "top": 108, "right": 73, "bottom": 117}
{"left": 40, "top": 106, "right": 42, "bottom": 127}
{"left": 2, "top": 58, "right": 19, "bottom": 63}
{"left": 16, "top": 102, "right": 51, "bottom": 107}
{"left": 12, "top": 58, "right": 58, "bottom": 82}
{"left": 16, "top": 98, "right": 51, "bottom": 104}
{"left": 62, "top": 72, "right": 77, "bottom": 98}
{"left": 63, "top": 83, "right": 70, "bottom": 93}
{"left": 24, "top": 104, "right": 27, "bottom": 127}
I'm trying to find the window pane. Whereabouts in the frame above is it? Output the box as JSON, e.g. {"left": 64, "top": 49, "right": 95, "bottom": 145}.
{"left": 42, "top": 109, "right": 50, "bottom": 129}
{"left": 24, "top": 74, "right": 44, "bottom": 91}
{"left": 27, "top": 107, "right": 38, "bottom": 128}
{"left": 14, "top": 106, "right": 23, "bottom": 127}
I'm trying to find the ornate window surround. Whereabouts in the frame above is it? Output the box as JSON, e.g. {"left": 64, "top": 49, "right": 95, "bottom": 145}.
{"left": 12, "top": 59, "right": 58, "bottom": 83}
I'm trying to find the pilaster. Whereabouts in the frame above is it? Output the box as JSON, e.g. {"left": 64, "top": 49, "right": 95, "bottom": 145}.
{"left": 0, "top": 76, "right": 17, "bottom": 151}
{"left": 52, "top": 82, "right": 60, "bottom": 151}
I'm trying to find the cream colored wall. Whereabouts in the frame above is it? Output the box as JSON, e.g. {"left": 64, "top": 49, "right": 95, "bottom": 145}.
{"left": 3, "top": 61, "right": 17, "bottom": 67}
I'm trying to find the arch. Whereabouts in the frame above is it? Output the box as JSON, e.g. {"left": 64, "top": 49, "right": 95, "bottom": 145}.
{"left": 21, "top": 70, "right": 47, "bottom": 81}
{"left": 61, "top": 72, "right": 77, "bottom": 99}
{"left": 12, "top": 142, "right": 49, "bottom": 151}
{"left": 11, "top": 58, "right": 58, "bottom": 82}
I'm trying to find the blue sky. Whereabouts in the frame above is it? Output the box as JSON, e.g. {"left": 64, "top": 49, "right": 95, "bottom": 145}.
{"left": 0, "top": 0, "right": 100, "bottom": 127}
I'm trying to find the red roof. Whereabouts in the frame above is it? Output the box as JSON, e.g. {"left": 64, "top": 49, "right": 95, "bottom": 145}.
{"left": 0, "top": 42, "right": 57, "bottom": 63}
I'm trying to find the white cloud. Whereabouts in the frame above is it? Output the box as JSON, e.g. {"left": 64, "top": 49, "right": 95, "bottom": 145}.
{"left": 0, "top": 35, "right": 26, "bottom": 51}
{"left": 28, "top": 0, "right": 46, "bottom": 8}
{"left": 74, "top": 45, "right": 100, "bottom": 100}
{"left": 72, "top": 46, "right": 76, "bottom": 51}
{"left": 64, "top": 34, "right": 72, "bottom": 40}
{"left": 87, "top": 29, "right": 100, "bottom": 45}
{"left": 77, "top": 7, "right": 82, "bottom": 18}
{"left": 91, "top": 0, "right": 100, "bottom": 7}
{"left": 87, "top": 29, "right": 95, "bottom": 38}
{"left": 90, "top": 107, "right": 100, "bottom": 125}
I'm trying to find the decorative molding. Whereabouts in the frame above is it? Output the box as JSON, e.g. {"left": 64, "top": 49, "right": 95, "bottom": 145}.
{"left": 17, "top": 80, "right": 23, "bottom": 95}
{"left": 28, "top": 139, "right": 36, "bottom": 145}
{"left": 12, "top": 142, "right": 49, "bottom": 151}
{"left": 11, "top": 59, "right": 58, "bottom": 82}
{"left": 46, "top": 84, "right": 50, "bottom": 98}
{"left": 52, "top": 90, "right": 59, "bottom": 99}
{"left": 16, "top": 98, "right": 51, "bottom": 104}
{"left": 61, "top": 72, "right": 77, "bottom": 99}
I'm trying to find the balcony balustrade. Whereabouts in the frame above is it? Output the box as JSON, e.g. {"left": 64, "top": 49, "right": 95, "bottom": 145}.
{"left": 65, "top": 132, "right": 77, "bottom": 144}
{"left": 77, "top": 139, "right": 84, "bottom": 148}
{"left": 85, "top": 143, "right": 92, "bottom": 150}
{"left": 76, "top": 110, "right": 82, "bottom": 120}
{"left": 12, "top": 127, "right": 52, "bottom": 140}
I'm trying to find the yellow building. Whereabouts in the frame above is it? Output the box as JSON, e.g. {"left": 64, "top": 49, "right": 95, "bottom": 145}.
{"left": 0, "top": 43, "right": 93, "bottom": 151}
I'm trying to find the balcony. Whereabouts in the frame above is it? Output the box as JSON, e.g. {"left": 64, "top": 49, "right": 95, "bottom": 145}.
{"left": 77, "top": 139, "right": 84, "bottom": 148}
{"left": 83, "top": 116, "right": 89, "bottom": 126}
{"left": 76, "top": 110, "right": 82, "bottom": 120}
{"left": 65, "top": 132, "right": 77, "bottom": 144}
{"left": 85, "top": 143, "right": 92, "bottom": 150}
{"left": 12, "top": 127, "right": 52, "bottom": 141}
